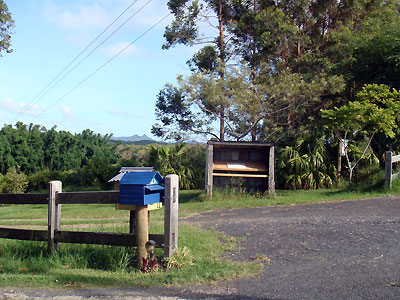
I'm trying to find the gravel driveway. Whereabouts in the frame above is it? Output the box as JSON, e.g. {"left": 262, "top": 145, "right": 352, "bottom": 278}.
{"left": 1, "top": 196, "right": 400, "bottom": 300}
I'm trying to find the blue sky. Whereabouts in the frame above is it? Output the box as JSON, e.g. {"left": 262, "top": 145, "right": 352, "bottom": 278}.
{"left": 0, "top": 0, "right": 197, "bottom": 139}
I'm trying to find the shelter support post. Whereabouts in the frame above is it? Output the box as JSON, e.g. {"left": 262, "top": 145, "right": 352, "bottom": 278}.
{"left": 164, "top": 174, "right": 179, "bottom": 258}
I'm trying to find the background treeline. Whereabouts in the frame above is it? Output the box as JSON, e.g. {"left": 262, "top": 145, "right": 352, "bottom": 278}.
{"left": 0, "top": 121, "right": 397, "bottom": 193}
{"left": 0, "top": 122, "right": 119, "bottom": 192}
{"left": 0, "top": 122, "right": 205, "bottom": 192}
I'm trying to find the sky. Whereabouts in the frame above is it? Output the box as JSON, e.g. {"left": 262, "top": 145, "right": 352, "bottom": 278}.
{"left": 0, "top": 0, "right": 198, "bottom": 139}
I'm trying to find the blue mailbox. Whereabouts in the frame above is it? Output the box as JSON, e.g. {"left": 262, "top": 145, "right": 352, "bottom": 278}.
{"left": 119, "top": 171, "right": 164, "bottom": 206}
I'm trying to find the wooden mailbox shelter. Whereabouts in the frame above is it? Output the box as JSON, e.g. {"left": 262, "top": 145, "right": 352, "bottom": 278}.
{"left": 205, "top": 141, "right": 275, "bottom": 195}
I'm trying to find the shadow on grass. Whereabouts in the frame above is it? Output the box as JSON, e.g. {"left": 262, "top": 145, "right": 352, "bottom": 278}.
{"left": 179, "top": 190, "right": 203, "bottom": 204}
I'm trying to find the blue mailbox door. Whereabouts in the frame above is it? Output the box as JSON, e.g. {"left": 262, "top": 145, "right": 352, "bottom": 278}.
{"left": 119, "top": 171, "right": 164, "bottom": 206}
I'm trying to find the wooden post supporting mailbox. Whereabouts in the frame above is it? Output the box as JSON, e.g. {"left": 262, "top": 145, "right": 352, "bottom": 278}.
{"left": 164, "top": 174, "right": 179, "bottom": 258}
{"left": 136, "top": 205, "right": 149, "bottom": 268}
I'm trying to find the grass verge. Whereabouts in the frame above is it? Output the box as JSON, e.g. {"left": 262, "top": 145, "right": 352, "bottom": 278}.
{"left": 0, "top": 224, "right": 260, "bottom": 288}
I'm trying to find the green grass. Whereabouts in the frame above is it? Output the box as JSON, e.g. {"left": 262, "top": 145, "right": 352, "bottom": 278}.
{"left": 0, "top": 182, "right": 399, "bottom": 288}
{"left": 0, "top": 224, "right": 260, "bottom": 288}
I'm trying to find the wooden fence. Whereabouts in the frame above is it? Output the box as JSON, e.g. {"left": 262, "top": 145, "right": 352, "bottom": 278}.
{"left": 385, "top": 151, "right": 400, "bottom": 189}
{"left": 0, "top": 174, "right": 179, "bottom": 261}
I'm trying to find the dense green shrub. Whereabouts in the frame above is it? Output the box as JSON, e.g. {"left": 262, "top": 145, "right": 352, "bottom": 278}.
{"left": 0, "top": 167, "right": 29, "bottom": 193}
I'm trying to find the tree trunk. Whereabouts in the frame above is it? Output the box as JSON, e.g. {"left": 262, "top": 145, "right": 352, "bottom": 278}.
{"left": 220, "top": 105, "right": 225, "bottom": 141}
{"left": 349, "top": 168, "right": 353, "bottom": 183}
{"left": 218, "top": 0, "right": 225, "bottom": 141}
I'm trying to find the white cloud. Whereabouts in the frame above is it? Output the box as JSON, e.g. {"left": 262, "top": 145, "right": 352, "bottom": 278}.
{"left": 60, "top": 105, "right": 78, "bottom": 121}
{"left": 103, "top": 42, "right": 141, "bottom": 57}
{"left": 0, "top": 98, "right": 44, "bottom": 116}
{"left": 44, "top": 0, "right": 171, "bottom": 30}
{"left": 44, "top": 1, "right": 111, "bottom": 30}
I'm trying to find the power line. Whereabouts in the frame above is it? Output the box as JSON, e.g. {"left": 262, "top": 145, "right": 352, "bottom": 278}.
{"left": 24, "top": 0, "right": 152, "bottom": 115}
{"left": 12, "top": 0, "right": 141, "bottom": 121}
{"left": 30, "top": 13, "right": 171, "bottom": 123}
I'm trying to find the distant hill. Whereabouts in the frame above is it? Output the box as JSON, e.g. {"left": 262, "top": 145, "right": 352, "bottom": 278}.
{"left": 110, "top": 134, "right": 168, "bottom": 145}
{"left": 111, "top": 134, "right": 153, "bottom": 142}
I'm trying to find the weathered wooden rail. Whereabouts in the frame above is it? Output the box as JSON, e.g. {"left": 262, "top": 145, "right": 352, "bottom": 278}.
{"left": 385, "top": 151, "right": 400, "bottom": 189}
{"left": 0, "top": 175, "right": 178, "bottom": 260}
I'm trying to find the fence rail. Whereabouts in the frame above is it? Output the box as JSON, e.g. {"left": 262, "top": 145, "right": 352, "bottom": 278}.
{"left": 385, "top": 151, "right": 400, "bottom": 188}
{"left": 56, "top": 191, "right": 118, "bottom": 204}
{"left": 0, "top": 177, "right": 179, "bottom": 262}
{"left": 0, "top": 227, "right": 47, "bottom": 241}
{"left": 0, "top": 193, "right": 47, "bottom": 204}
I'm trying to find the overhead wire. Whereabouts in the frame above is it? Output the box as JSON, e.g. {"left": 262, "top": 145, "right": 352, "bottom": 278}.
{"left": 30, "top": 13, "right": 171, "bottom": 123}
{"left": 12, "top": 0, "right": 142, "bottom": 122}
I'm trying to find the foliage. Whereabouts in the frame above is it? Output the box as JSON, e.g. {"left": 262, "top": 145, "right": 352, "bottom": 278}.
{"left": 0, "top": 122, "right": 118, "bottom": 175}
{"left": 147, "top": 144, "right": 205, "bottom": 190}
{"left": 0, "top": 0, "right": 14, "bottom": 56}
{"left": 154, "top": 63, "right": 344, "bottom": 142}
{"left": 277, "top": 136, "right": 336, "bottom": 190}
{"left": 0, "top": 167, "right": 28, "bottom": 193}
{"left": 322, "top": 84, "right": 400, "bottom": 181}
{"left": 327, "top": 0, "right": 400, "bottom": 93}
{"left": 163, "top": 246, "right": 194, "bottom": 269}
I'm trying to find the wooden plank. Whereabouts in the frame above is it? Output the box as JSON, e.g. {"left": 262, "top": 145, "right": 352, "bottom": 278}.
{"left": 213, "top": 161, "right": 267, "bottom": 172}
{"left": 269, "top": 145, "right": 275, "bottom": 195}
{"left": 213, "top": 173, "right": 268, "bottom": 178}
{"left": 54, "top": 231, "right": 164, "bottom": 248}
{"left": 208, "top": 141, "right": 274, "bottom": 148}
{"left": 0, "top": 193, "right": 47, "bottom": 204}
{"left": 164, "top": 174, "right": 179, "bottom": 258}
{"left": 56, "top": 191, "right": 119, "bottom": 204}
{"left": 0, "top": 227, "right": 47, "bottom": 241}
{"left": 205, "top": 144, "right": 213, "bottom": 195}
{"left": 385, "top": 151, "right": 393, "bottom": 188}
{"left": 392, "top": 155, "right": 400, "bottom": 163}
{"left": 115, "top": 202, "right": 162, "bottom": 211}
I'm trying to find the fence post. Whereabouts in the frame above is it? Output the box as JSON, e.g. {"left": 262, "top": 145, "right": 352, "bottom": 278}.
{"left": 385, "top": 151, "right": 393, "bottom": 189}
{"left": 48, "top": 180, "right": 62, "bottom": 252}
{"left": 164, "top": 174, "right": 179, "bottom": 258}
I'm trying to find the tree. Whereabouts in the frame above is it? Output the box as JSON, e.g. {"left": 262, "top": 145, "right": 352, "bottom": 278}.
{"left": 322, "top": 84, "right": 400, "bottom": 181}
{"left": 163, "top": 0, "right": 233, "bottom": 140}
{"left": 327, "top": 0, "right": 400, "bottom": 95}
{"left": 154, "top": 63, "right": 344, "bottom": 142}
{"left": 0, "top": 0, "right": 14, "bottom": 56}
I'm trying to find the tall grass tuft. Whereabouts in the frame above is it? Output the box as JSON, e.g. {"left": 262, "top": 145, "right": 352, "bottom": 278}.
{"left": 0, "top": 240, "right": 134, "bottom": 274}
